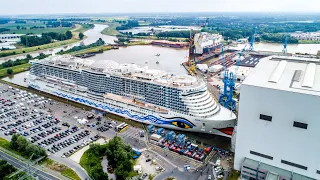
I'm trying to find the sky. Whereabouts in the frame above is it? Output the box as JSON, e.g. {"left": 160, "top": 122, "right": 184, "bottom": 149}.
{"left": 1, "top": 0, "right": 320, "bottom": 15}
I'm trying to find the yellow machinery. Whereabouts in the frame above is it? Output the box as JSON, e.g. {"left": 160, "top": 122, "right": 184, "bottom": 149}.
{"left": 187, "top": 31, "right": 198, "bottom": 75}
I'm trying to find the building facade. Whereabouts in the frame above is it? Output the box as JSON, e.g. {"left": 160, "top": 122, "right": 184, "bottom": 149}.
{"left": 234, "top": 56, "right": 320, "bottom": 180}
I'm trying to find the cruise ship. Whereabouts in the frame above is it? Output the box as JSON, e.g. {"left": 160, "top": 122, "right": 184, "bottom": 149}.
{"left": 27, "top": 55, "right": 236, "bottom": 137}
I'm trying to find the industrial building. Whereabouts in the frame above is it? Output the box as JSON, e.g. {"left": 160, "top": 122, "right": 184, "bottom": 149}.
{"left": 0, "top": 34, "right": 25, "bottom": 50}
{"left": 239, "top": 56, "right": 261, "bottom": 67}
{"left": 234, "top": 55, "right": 320, "bottom": 180}
{"left": 220, "top": 65, "right": 252, "bottom": 82}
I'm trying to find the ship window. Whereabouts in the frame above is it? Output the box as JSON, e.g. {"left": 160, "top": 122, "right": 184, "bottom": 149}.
{"left": 259, "top": 114, "right": 272, "bottom": 121}
{"left": 281, "top": 160, "right": 307, "bottom": 170}
{"left": 250, "top": 151, "right": 273, "bottom": 160}
{"left": 202, "top": 123, "right": 205, "bottom": 126}
{"left": 293, "top": 121, "right": 308, "bottom": 129}
{"left": 317, "top": 170, "right": 320, "bottom": 174}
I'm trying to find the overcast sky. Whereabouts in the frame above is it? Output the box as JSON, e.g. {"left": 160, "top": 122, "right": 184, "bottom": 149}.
{"left": 1, "top": 0, "right": 320, "bottom": 15}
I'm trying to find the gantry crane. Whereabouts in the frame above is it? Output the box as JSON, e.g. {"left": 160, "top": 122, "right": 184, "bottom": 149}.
{"left": 282, "top": 32, "right": 288, "bottom": 54}
{"left": 219, "top": 46, "right": 236, "bottom": 111}
{"left": 249, "top": 27, "right": 257, "bottom": 51}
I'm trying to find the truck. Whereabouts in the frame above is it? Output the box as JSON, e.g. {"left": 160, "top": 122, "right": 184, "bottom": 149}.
{"left": 150, "top": 134, "right": 162, "bottom": 142}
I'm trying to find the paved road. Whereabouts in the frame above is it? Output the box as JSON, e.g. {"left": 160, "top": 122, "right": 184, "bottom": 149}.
{"left": 50, "top": 155, "right": 90, "bottom": 180}
{"left": 0, "top": 150, "right": 60, "bottom": 180}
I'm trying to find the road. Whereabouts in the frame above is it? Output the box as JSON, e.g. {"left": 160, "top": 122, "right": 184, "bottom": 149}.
{"left": 0, "top": 150, "right": 61, "bottom": 180}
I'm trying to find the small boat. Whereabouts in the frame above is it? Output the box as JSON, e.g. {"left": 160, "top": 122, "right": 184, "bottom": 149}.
{"left": 156, "top": 61, "right": 159, "bottom": 64}
{"left": 155, "top": 53, "right": 160, "bottom": 56}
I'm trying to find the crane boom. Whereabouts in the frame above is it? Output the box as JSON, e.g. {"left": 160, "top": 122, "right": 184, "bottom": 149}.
{"left": 249, "top": 27, "right": 257, "bottom": 51}
{"left": 282, "top": 33, "right": 288, "bottom": 54}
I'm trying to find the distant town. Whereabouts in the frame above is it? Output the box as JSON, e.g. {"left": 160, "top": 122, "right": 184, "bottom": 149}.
{"left": 0, "top": 12, "right": 319, "bottom": 180}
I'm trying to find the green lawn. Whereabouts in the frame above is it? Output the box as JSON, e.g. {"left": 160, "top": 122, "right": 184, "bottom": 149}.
{"left": 79, "top": 149, "right": 91, "bottom": 174}
{"left": 61, "top": 168, "right": 82, "bottom": 180}
{"left": 0, "top": 63, "right": 30, "bottom": 78}
{"left": 101, "top": 23, "right": 120, "bottom": 36}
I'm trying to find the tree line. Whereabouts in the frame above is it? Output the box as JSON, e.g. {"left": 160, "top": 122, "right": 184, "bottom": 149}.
{"left": 20, "top": 31, "right": 73, "bottom": 47}
{"left": 116, "top": 20, "right": 139, "bottom": 30}
{"left": 10, "top": 134, "right": 47, "bottom": 160}
{"left": 46, "top": 21, "right": 73, "bottom": 28}
{"left": 80, "top": 136, "right": 134, "bottom": 180}
{"left": 261, "top": 34, "right": 298, "bottom": 43}
{"left": 0, "top": 28, "right": 10, "bottom": 33}
{"left": 58, "top": 38, "right": 105, "bottom": 54}
{"left": 156, "top": 30, "right": 195, "bottom": 38}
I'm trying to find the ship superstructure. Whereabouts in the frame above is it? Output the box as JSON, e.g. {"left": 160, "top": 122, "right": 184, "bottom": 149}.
{"left": 27, "top": 55, "right": 236, "bottom": 137}
{"left": 194, "top": 32, "right": 222, "bottom": 55}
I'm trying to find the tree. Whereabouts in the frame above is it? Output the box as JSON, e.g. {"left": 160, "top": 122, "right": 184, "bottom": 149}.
{"left": 6, "top": 68, "right": 13, "bottom": 75}
{"left": 66, "top": 31, "right": 73, "bottom": 39}
{"left": 79, "top": 32, "right": 84, "bottom": 40}
{"left": 0, "top": 160, "right": 16, "bottom": 179}
{"left": 90, "top": 165, "right": 108, "bottom": 179}
{"left": 26, "top": 54, "right": 32, "bottom": 59}
{"left": 105, "top": 136, "right": 134, "bottom": 179}
{"left": 10, "top": 134, "right": 19, "bottom": 149}
{"left": 16, "top": 136, "right": 28, "bottom": 151}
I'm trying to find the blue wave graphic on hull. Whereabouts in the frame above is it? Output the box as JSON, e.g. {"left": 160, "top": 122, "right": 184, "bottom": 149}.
{"left": 53, "top": 92, "right": 194, "bottom": 128}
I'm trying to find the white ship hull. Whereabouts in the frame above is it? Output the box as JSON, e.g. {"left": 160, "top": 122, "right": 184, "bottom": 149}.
{"left": 27, "top": 78, "right": 235, "bottom": 138}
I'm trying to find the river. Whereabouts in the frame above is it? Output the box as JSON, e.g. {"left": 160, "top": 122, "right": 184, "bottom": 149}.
{"left": 3, "top": 24, "right": 320, "bottom": 85}
{"left": 236, "top": 42, "right": 320, "bottom": 54}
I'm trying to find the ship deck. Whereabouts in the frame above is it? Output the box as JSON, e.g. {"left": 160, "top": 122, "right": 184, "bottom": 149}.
{"left": 104, "top": 93, "right": 168, "bottom": 113}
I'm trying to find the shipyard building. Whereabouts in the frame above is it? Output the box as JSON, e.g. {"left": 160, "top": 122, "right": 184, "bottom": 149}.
{"left": 234, "top": 56, "right": 320, "bottom": 180}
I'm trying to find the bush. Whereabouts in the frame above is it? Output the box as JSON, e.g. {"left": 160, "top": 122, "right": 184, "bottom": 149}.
{"left": 10, "top": 134, "right": 47, "bottom": 160}
{"left": 6, "top": 68, "right": 13, "bottom": 75}
{"left": 0, "top": 160, "right": 16, "bottom": 179}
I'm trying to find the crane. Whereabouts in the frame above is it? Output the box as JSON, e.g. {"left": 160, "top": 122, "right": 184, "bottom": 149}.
{"left": 282, "top": 32, "right": 288, "bottom": 54}
{"left": 187, "top": 30, "right": 197, "bottom": 75}
{"left": 249, "top": 27, "right": 257, "bottom": 51}
{"left": 219, "top": 45, "right": 241, "bottom": 111}
{"left": 234, "top": 45, "right": 247, "bottom": 82}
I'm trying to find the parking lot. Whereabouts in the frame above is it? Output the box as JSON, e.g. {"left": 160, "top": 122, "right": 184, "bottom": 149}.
{"left": 0, "top": 84, "right": 101, "bottom": 159}
{"left": 0, "top": 83, "right": 204, "bottom": 180}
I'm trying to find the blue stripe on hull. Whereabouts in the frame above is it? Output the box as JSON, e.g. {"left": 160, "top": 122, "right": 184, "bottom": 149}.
{"left": 52, "top": 91, "right": 195, "bottom": 128}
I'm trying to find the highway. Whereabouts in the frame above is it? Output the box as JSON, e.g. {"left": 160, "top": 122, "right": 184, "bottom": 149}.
{"left": 0, "top": 150, "right": 60, "bottom": 180}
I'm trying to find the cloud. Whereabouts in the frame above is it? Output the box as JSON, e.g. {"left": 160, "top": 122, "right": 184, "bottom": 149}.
{"left": 0, "top": 0, "right": 319, "bottom": 15}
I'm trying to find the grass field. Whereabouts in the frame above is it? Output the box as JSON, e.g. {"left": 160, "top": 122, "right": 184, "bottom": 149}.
{"left": 298, "top": 40, "right": 320, "bottom": 44}
{"left": 73, "top": 24, "right": 93, "bottom": 33}
{"left": 138, "top": 21, "right": 152, "bottom": 26}
{"left": 69, "top": 45, "right": 113, "bottom": 55}
{"left": 0, "top": 23, "right": 94, "bottom": 58}
{"left": 61, "top": 168, "right": 82, "bottom": 180}
{"left": 127, "top": 41, "right": 150, "bottom": 46}
{"left": 41, "top": 157, "right": 81, "bottom": 180}
{"left": 0, "top": 137, "right": 29, "bottom": 159}
{"left": 101, "top": 23, "right": 120, "bottom": 36}
{"left": 0, "top": 23, "right": 72, "bottom": 34}
{"left": 0, "top": 38, "right": 78, "bottom": 57}
{"left": 0, "top": 63, "right": 30, "bottom": 78}
{"left": 79, "top": 149, "right": 91, "bottom": 175}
